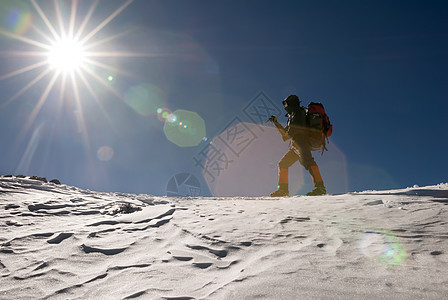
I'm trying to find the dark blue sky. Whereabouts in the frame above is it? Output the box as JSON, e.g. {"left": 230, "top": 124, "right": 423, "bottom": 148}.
{"left": 0, "top": 0, "right": 447, "bottom": 196}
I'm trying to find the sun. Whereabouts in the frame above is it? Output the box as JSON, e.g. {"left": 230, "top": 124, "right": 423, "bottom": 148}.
{"left": 0, "top": 0, "right": 151, "bottom": 145}
{"left": 47, "top": 38, "right": 86, "bottom": 72}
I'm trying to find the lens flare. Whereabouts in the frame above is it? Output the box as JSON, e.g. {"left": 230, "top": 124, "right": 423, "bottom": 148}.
{"left": 163, "top": 109, "right": 206, "bottom": 147}
{"left": 156, "top": 107, "right": 172, "bottom": 122}
{"left": 97, "top": 146, "right": 114, "bottom": 162}
{"left": 167, "top": 113, "right": 177, "bottom": 123}
{"left": 358, "top": 231, "right": 406, "bottom": 266}
{"left": 200, "top": 122, "right": 302, "bottom": 196}
{"left": 124, "top": 83, "right": 165, "bottom": 117}
{"left": 5, "top": 8, "right": 33, "bottom": 35}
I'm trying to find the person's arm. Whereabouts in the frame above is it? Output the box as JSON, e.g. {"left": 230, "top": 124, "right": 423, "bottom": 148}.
{"left": 268, "top": 116, "right": 290, "bottom": 141}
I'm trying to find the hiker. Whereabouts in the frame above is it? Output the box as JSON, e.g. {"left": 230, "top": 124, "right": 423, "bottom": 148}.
{"left": 269, "top": 95, "right": 327, "bottom": 196}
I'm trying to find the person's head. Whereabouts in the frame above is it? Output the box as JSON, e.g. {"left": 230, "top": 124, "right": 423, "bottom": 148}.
{"left": 282, "top": 95, "right": 300, "bottom": 113}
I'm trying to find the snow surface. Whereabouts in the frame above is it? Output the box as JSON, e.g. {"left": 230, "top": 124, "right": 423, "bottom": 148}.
{"left": 1, "top": 176, "right": 448, "bottom": 299}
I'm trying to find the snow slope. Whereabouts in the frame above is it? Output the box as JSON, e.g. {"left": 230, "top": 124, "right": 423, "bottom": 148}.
{"left": 1, "top": 176, "right": 447, "bottom": 299}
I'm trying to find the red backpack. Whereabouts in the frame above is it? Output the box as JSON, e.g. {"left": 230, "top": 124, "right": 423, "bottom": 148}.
{"left": 306, "top": 102, "right": 333, "bottom": 153}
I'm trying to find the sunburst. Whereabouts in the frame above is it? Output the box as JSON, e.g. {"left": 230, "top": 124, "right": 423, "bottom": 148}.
{"left": 0, "top": 0, "right": 153, "bottom": 149}
{"left": 47, "top": 37, "right": 86, "bottom": 72}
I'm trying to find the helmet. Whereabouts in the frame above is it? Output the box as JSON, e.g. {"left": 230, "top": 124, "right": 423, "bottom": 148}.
{"left": 282, "top": 95, "right": 300, "bottom": 112}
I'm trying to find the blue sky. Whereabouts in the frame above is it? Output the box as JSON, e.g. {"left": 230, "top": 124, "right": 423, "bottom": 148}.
{"left": 0, "top": 0, "right": 447, "bottom": 196}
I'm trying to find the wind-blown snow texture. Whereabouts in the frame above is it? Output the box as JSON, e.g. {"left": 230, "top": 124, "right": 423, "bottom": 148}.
{"left": 1, "top": 176, "right": 447, "bottom": 299}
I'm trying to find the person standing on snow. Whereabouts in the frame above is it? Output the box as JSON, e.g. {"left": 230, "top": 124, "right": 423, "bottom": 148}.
{"left": 269, "top": 95, "right": 326, "bottom": 197}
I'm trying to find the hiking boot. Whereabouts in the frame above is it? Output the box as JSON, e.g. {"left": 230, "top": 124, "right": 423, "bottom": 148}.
{"left": 306, "top": 183, "right": 326, "bottom": 196}
{"left": 270, "top": 184, "right": 289, "bottom": 197}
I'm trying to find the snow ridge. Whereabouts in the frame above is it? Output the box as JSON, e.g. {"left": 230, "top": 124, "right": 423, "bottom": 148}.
{"left": 1, "top": 176, "right": 448, "bottom": 299}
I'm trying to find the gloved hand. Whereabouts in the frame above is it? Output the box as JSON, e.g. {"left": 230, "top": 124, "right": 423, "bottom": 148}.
{"left": 268, "top": 115, "right": 277, "bottom": 123}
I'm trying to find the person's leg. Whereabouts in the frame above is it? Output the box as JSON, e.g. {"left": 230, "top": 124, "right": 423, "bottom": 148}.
{"left": 270, "top": 149, "right": 300, "bottom": 197}
{"left": 294, "top": 140, "right": 326, "bottom": 195}
{"left": 309, "top": 165, "right": 324, "bottom": 186}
